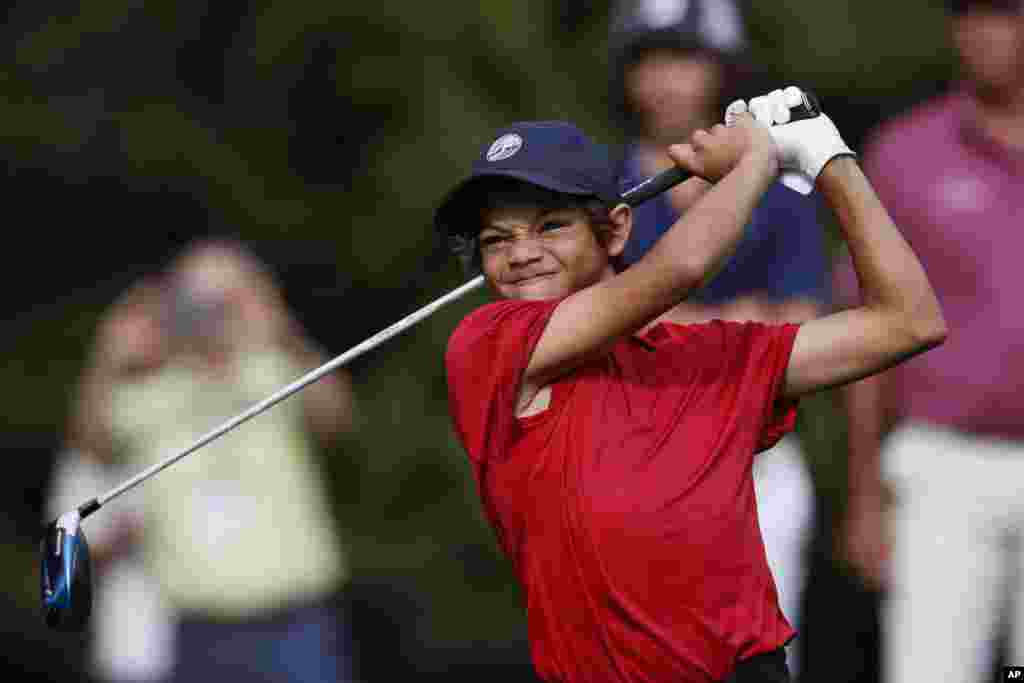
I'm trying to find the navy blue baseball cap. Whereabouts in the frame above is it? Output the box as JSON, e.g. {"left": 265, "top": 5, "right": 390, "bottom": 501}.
{"left": 434, "top": 121, "right": 621, "bottom": 240}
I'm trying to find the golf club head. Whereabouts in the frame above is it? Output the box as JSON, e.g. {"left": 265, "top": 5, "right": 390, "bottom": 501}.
{"left": 40, "top": 510, "right": 93, "bottom": 632}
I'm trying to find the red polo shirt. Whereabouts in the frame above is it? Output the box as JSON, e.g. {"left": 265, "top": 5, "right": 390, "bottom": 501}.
{"left": 446, "top": 299, "right": 799, "bottom": 683}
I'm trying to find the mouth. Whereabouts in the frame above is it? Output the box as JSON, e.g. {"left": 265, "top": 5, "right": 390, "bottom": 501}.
{"left": 509, "top": 273, "right": 556, "bottom": 286}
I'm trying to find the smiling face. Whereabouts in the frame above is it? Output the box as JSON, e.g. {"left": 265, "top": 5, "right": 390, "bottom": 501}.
{"left": 479, "top": 203, "right": 631, "bottom": 300}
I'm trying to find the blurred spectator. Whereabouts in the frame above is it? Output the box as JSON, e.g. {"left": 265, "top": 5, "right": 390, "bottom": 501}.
{"left": 80, "top": 238, "right": 357, "bottom": 683}
{"left": 835, "top": 2, "right": 1024, "bottom": 681}
{"left": 608, "top": 0, "right": 826, "bottom": 672}
{"left": 47, "top": 278, "right": 177, "bottom": 683}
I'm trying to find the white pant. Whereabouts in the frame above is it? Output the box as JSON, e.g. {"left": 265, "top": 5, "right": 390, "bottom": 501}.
{"left": 883, "top": 422, "right": 1024, "bottom": 683}
{"left": 753, "top": 435, "right": 815, "bottom": 672}
{"left": 47, "top": 454, "right": 177, "bottom": 682}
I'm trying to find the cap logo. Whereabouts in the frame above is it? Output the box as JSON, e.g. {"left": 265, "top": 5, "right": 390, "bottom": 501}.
{"left": 486, "top": 133, "right": 523, "bottom": 162}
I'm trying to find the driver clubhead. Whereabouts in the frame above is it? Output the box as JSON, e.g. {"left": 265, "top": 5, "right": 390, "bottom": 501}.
{"left": 40, "top": 510, "right": 93, "bottom": 632}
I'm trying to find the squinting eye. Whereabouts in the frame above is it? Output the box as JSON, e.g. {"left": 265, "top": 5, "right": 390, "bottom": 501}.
{"left": 479, "top": 235, "right": 507, "bottom": 247}
{"left": 540, "top": 221, "right": 568, "bottom": 232}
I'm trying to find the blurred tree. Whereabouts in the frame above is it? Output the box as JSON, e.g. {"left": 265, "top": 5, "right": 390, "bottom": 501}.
{"left": 0, "top": 0, "right": 964, "bottom": 677}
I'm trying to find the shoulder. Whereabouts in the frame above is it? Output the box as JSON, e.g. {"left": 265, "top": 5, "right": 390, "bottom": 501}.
{"left": 444, "top": 298, "right": 564, "bottom": 464}
{"left": 445, "top": 298, "right": 564, "bottom": 384}
{"left": 647, "top": 321, "right": 799, "bottom": 400}
{"left": 659, "top": 319, "right": 799, "bottom": 355}
{"left": 702, "top": 319, "right": 794, "bottom": 347}
{"left": 649, "top": 318, "right": 774, "bottom": 346}
{"left": 705, "top": 321, "right": 801, "bottom": 388}
{"left": 863, "top": 92, "right": 960, "bottom": 162}
{"left": 448, "top": 300, "right": 556, "bottom": 354}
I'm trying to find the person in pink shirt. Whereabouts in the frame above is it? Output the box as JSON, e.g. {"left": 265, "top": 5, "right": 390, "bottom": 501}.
{"left": 836, "top": 1, "right": 1024, "bottom": 681}
{"left": 437, "top": 88, "right": 945, "bottom": 682}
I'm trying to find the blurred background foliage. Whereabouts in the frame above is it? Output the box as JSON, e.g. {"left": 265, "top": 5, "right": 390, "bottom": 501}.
{"left": 0, "top": 0, "right": 958, "bottom": 676}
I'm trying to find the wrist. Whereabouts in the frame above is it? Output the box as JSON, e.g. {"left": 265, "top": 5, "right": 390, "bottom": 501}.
{"left": 738, "top": 148, "right": 779, "bottom": 183}
{"left": 848, "top": 471, "right": 888, "bottom": 501}
{"left": 847, "top": 484, "right": 895, "bottom": 514}
{"left": 816, "top": 154, "right": 862, "bottom": 195}
{"left": 819, "top": 153, "right": 858, "bottom": 178}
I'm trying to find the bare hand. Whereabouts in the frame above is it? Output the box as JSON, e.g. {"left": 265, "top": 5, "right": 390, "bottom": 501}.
{"left": 666, "top": 114, "right": 777, "bottom": 183}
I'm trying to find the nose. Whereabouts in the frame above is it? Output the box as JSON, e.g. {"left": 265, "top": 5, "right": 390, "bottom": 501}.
{"left": 506, "top": 236, "right": 543, "bottom": 267}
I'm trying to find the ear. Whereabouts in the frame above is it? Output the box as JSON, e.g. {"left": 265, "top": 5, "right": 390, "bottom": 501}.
{"left": 603, "top": 203, "right": 633, "bottom": 260}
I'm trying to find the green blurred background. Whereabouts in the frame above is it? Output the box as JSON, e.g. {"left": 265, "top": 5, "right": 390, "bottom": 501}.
{"left": 0, "top": 0, "right": 958, "bottom": 679}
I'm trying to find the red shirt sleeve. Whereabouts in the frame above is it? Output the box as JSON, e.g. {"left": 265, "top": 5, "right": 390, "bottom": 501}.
{"left": 445, "top": 298, "right": 563, "bottom": 464}
{"left": 663, "top": 320, "right": 800, "bottom": 452}
{"left": 731, "top": 321, "right": 801, "bottom": 452}
{"left": 647, "top": 319, "right": 798, "bottom": 454}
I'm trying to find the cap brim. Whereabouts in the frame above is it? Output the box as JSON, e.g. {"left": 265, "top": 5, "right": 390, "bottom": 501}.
{"left": 434, "top": 170, "right": 601, "bottom": 239}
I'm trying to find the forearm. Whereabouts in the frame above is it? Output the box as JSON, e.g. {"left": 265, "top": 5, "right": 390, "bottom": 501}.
{"left": 644, "top": 154, "right": 777, "bottom": 299}
{"left": 818, "top": 158, "right": 945, "bottom": 340}
{"left": 842, "top": 373, "right": 887, "bottom": 497}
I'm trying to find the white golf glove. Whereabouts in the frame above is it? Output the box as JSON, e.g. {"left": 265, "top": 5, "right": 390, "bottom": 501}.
{"left": 725, "top": 86, "right": 855, "bottom": 194}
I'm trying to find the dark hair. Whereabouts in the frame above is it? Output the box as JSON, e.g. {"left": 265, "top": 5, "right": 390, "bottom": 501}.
{"left": 610, "top": 1, "right": 758, "bottom": 138}
{"left": 948, "top": 0, "right": 1022, "bottom": 15}
{"left": 449, "top": 176, "right": 615, "bottom": 274}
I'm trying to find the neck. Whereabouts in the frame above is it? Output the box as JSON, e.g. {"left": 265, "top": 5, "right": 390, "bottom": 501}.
{"left": 634, "top": 142, "right": 678, "bottom": 178}
{"left": 969, "top": 82, "right": 1024, "bottom": 149}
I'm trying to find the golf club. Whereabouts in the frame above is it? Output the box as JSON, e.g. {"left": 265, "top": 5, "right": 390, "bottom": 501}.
{"left": 40, "top": 92, "right": 821, "bottom": 632}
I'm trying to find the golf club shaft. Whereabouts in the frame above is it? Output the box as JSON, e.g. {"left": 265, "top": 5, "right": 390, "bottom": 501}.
{"left": 81, "top": 274, "right": 487, "bottom": 517}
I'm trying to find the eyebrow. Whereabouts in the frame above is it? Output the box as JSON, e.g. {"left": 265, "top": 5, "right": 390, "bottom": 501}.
{"left": 479, "top": 223, "right": 514, "bottom": 235}
{"left": 481, "top": 206, "right": 581, "bottom": 232}
{"left": 479, "top": 208, "right": 544, "bottom": 234}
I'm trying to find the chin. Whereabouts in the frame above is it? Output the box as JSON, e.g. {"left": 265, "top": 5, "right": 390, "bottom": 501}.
{"left": 500, "top": 275, "right": 569, "bottom": 301}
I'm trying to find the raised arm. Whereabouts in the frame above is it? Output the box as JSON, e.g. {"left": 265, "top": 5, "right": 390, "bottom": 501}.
{"left": 782, "top": 157, "right": 946, "bottom": 398}
{"left": 524, "top": 116, "right": 778, "bottom": 393}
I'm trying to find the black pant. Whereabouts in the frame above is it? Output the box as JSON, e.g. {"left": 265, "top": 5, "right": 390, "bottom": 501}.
{"left": 722, "top": 648, "right": 791, "bottom": 683}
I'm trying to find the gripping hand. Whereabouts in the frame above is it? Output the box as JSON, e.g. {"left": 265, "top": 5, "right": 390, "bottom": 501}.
{"left": 726, "top": 86, "right": 855, "bottom": 194}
